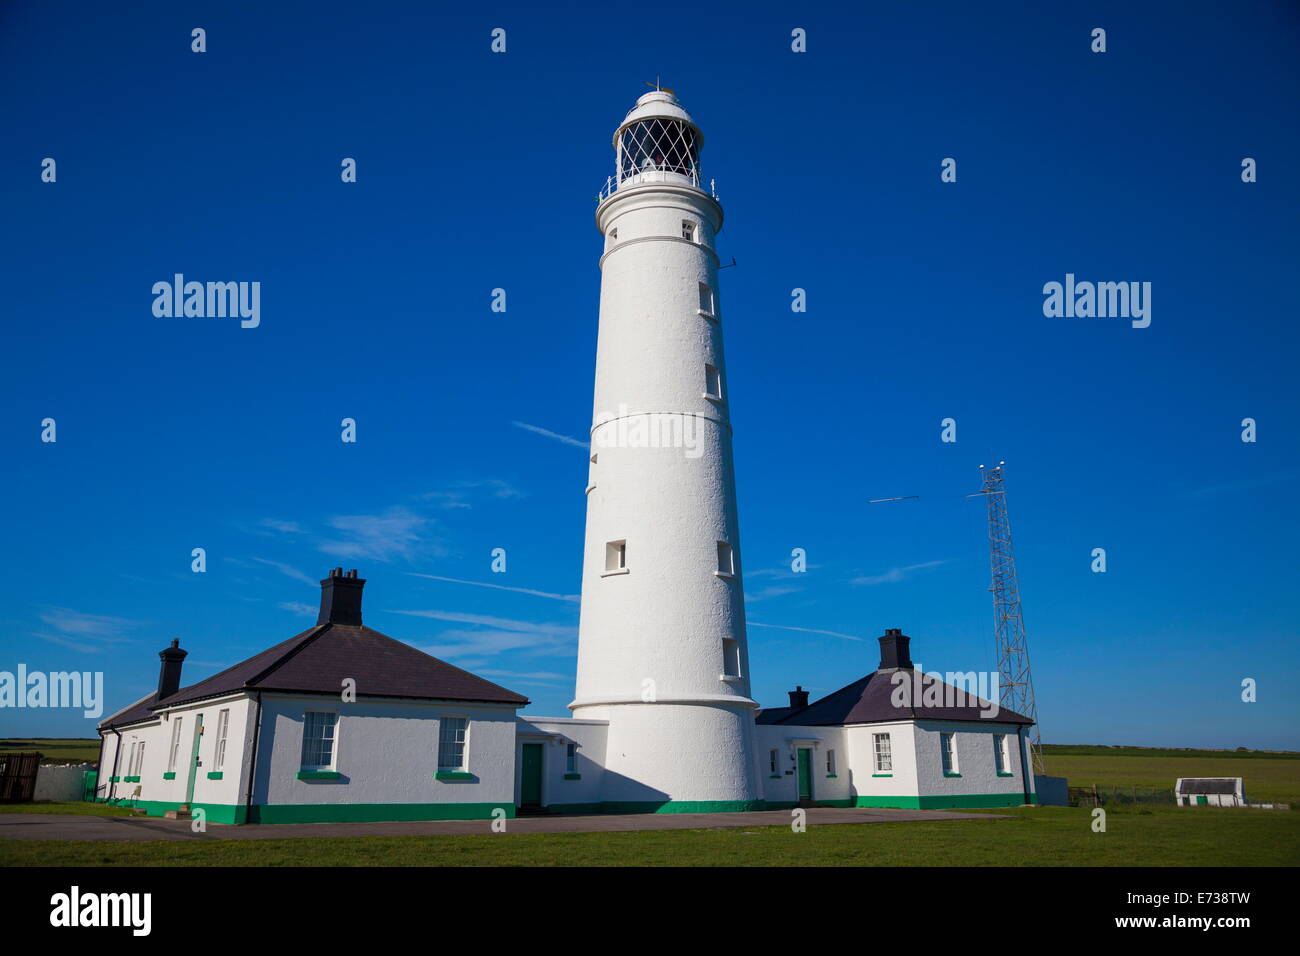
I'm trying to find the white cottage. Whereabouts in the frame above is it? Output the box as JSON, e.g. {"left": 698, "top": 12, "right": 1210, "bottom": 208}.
{"left": 97, "top": 569, "right": 529, "bottom": 823}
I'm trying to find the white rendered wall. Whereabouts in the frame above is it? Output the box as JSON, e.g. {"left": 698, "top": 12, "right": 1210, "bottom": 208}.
{"left": 515, "top": 716, "right": 608, "bottom": 808}
{"left": 912, "top": 720, "right": 1032, "bottom": 802}
{"left": 753, "top": 724, "right": 849, "bottom": 805}
{"left": 254, "top": 694, "right": 516, "bottom": 808}
{"left": 571, "top": 115, "right": 759, "bottom": 806}
{"left": 845, "top": 722, "right": 921, "bottom": 803}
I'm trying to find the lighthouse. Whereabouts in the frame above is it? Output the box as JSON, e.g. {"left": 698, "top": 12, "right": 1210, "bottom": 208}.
{"left": 570, "top": 90, "right": 761, "bottom": 811}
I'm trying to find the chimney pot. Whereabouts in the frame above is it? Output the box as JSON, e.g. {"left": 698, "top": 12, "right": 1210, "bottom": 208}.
{"left": 877, "top": 629, "right": 913, "bottom": 671}
{"left": 788, "top": 685, "right": 810, "bottom": 710}
{"left": 157, "top": 639, "right": 188, "bottom": 700}
{"left": 318, "top": 568, "right": 366, "bottom": 626}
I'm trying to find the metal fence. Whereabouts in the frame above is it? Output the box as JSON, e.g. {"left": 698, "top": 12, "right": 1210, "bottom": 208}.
{"left": 0, "top": 751, "right": 42, "bottom": 803}
{"left": 1069, "top": 784, "right": 1177, "bottom": 807}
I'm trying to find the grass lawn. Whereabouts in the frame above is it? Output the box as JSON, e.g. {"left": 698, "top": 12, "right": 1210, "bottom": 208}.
{"left": 0, "top": 738, "right": 100, "bottom": 764}
{"left": 1, "top": 805, "right": 1296, "bottom": 867}
{"left": 0, "top": 801, "right": 137, "bottom": 818}
{"left": 1043, "top": 753, "right": 1300, "bottom": 804}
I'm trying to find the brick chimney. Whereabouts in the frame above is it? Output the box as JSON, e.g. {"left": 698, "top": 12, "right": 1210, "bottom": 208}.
{"left": 157, "top": 638, "right": 187, "bottom": 699}
{"left": 318, "top": 568, "right": 365, "bottom": 626}
{"left": 788, "top": 685, "right": 809, "bottom": 710}
{"left": 877, "top": 628, "right": 913, "bottom": 671}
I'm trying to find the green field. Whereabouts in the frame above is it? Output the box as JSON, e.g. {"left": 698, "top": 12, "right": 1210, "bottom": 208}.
{"left": 1, "top": 805, "right": 1296, "bottom": 866}
{"left": 1040, "top": 745, "right": 1300, "bottom": 805}
{"left": 0, "top": 738, "right": 100, "bottom": 764}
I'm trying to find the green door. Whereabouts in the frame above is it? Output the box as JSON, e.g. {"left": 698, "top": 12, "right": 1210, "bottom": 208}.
{"left": 184, "top": 714, "right": 204, "bottom": 804}
{"left": 797, "top": 748, "right": 813, "bottom": 801}
{"left": 521, "top": 744, "right": 544, "bottom": 807}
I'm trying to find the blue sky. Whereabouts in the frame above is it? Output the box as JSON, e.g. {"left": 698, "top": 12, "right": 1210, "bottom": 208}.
{"left": 2, "top": 1, "right": 1297, "bottom": 751}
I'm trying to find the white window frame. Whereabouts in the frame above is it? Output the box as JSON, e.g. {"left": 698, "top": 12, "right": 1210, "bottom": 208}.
{"left": 565, "top": 742, "right": 576, "bottom": 774}
{"left": 682, "top": 220, "right": 696, "bottom": 242}
{"left": 715, "top": 540, "right": 735, "bottom": 578}
{"left": 704, "top": 363, "right": 723, "bottom": 401}
{"left": 300, "top": 710, "right": 339, "bottom": 771}
{"left": 438, "top": 716, "right": 470, "bottom": 772}
{"left": 213, "top": 708, "right": 230, "bottom": 771}
{"left": 873, "top": 732, "right": 892, "bottom": 773}
{"left": 603, "top": 539, "right": 628, "bottom": 575}
{"left": 826, "top": 749, "right": 837, "bottom": 775}
{"left": 994, "top": 734, "right": 1009, "bottom": 774}
{"left": 167, "top": 717, "right": 184, "bottom": 772}
{"left": 941, "top": 732, "right": 959, "bottom": 774}
{"left": 698, "top": 282, "right": 716, "bottom": 321}
{"left": 769, "top": 748, "right": 779, "bottom": 774}
{"left": 721, "top": 638, "right": 741, "bottom": 678}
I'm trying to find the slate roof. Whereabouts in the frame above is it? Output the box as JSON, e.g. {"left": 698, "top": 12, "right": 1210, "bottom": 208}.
{"left": 100, "top": 623, "right": 529, "bottom": 729}
{"left": 756, "top": 669, "right": 1033, "bottom": 726}
{"left": 1177, "top": 778, "right": 1241, "bottom": 794}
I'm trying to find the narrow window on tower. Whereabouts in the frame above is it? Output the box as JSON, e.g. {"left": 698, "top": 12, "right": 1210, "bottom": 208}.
{"left": 715, "top": 541, "right": 735, "bottom": 578}
{"left": 587, "top": 453, "right": 597, "bottom": 495}
{"left": 682, "top": 220, "right": 696, "bottom": 242}
{"left": 604, "top": 540, "right": 627, "bottom": 574}
{"left": 698, "top": 282, "right": 715, "bottom": 319}
{"left": 721, "top": 638, "right": 741, "bottom": 678}
{"left": 704, "top": 363, "right": 723, "bottom": 401}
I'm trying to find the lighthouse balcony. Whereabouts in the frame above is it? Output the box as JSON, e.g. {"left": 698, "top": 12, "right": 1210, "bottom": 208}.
{"left": 598, "top": 169, "right": 718, "bottom": 203}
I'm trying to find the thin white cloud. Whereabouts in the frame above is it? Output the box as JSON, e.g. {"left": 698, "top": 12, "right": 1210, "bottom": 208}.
{"left": 261, "top": 518, "right": 306, "bottom": 534}
{"left": 251, "top": 557, "right": 318, "bottom": 586}
{"left": 277, "top": 601, "right": 317, "bottom": 618}
{"left": 744, "top": 585, "right": 800, "bottom": 602}
{"left": 748, "top": 621, "right": 863, "bottom": 642}
{"left": 37, "top": 608, "right": 135, "bottom": 641}
{"left": 851, "top": 560, "right": 950, "bottom": 586}
{"left": 408, "top": 572, "right": 579, "bottom": 603}
{"left": 319, "top": 507, "right": 437, "bottom": 562}
{"left": 512, "top": 421, "right": 588, "bottom": 449}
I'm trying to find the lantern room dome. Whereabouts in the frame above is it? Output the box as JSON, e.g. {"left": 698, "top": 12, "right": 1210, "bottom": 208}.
{"left": 614, "top": 90, "right": 701, "bottom": 146}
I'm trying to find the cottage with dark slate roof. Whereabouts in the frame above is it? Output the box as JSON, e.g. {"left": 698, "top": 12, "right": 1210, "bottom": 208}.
{"left": 749, "top": 630, "right": 1037, "bottom": 810}
{"left": 96, "top": 569, "right": 529, "bottom": 823}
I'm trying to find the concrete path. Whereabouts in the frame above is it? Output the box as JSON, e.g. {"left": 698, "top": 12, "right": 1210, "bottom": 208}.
{"left": 0, "top": 806, "right": 1000, "bottom": 842}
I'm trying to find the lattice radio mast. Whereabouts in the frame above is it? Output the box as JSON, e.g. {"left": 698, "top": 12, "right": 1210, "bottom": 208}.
{"left": 977, "top": 462, "right": 1045, "bottom": 776}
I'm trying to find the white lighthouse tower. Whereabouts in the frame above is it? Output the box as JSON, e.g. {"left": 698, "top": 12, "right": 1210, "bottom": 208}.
{"left": 570, "top": 90, "right": 761, "bottom": 811}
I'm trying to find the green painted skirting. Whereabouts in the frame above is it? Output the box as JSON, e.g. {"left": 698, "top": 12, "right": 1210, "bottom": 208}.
{"left": 131, "top": 800, "right": 513, "bottom": 825}
{"left": 249, "top": 802, "right": 514, "bottom": 824}
{"left": 853, "top": 792, "right": 1035, "bottom": 810}
{"left": 296, "top": 770, "right": 342, "bottom": 780}
{"left": 546, "top": 799, "right": 766, "bottom": 816}
{"left": 135, "top": 801, "right": 248, "bottom": 825}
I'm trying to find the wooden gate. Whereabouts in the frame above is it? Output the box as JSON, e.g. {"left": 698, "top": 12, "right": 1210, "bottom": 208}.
{"left": 0, "top": 751, "right": 42, "bottom": 803}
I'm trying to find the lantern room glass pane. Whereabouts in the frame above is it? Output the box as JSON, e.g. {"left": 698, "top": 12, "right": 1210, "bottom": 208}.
{"left": 619, "top": 118, "right": 700, "bottom": 181}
